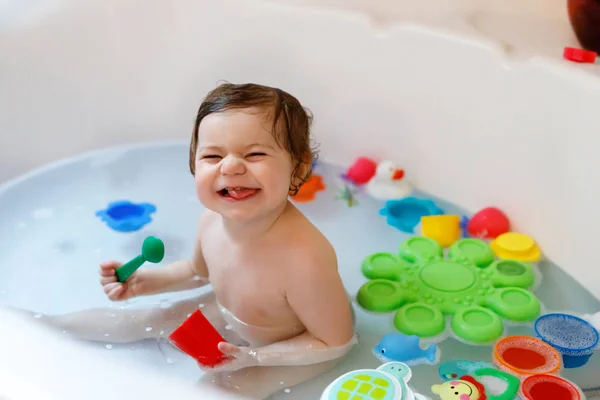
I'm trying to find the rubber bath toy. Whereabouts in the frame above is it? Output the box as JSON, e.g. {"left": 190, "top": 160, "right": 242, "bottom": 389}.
{"left": 342, "top": 156, "right": 377, "bottom": 185}
{"left": 493, "top": 336, "right": 561, "bottom": 378}
{"left": 321, "top": 362, "right": 425, "bottom": 400}
{"left": 357, "top": 237, "right": 542, "bottom": 344}
{"left": 521, "top": 374, "right": 582, "bottom": 400}
{"left": 115, "top": 236, "right": 164, "bottom": 282}
{"left": 366, "top": 160, "right": 414, "bottom": 201}
{"left": 438, "top": 360, "right": 494, "bottom": 381}
{"left": 432, "top": 376, "right": 486, "bottom": 400}
{"left": 291, "top": 174, "right": 325, "bottom": 202}
{"left": 490, "top": 232, "right": 541, "bottom": 262}
{"left": 534, "top": 312, "right": 599, "bottom": 368}
{"left": 467, "top": 207, "right": 510, "bottom": 239}
{"left": 96, "top": 200, "right": 156, "bottom": 232}
{"left": 380, "top": 197, "right": 444, "bottom": 233}
{"left": 337, "top": 182, "right": 358, "bottom": 207}
{"left": 373, "top": 333, "right": 439, "bottom": 366}
{"left": 169, "top": 309, "right": 228, "bottom": 367}
{"left": 438, "top": 362, "right": 519, "bottom": 400}
{"left": 421, "top": 215, "right": 461, "bottom": 248}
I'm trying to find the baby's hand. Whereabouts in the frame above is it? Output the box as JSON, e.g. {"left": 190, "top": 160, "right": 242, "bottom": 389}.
{"left": 99, "top": 260, "right": 142, "bottom": 301}
{"left": 197, "top": 343, "right": 259, "bottom": 372}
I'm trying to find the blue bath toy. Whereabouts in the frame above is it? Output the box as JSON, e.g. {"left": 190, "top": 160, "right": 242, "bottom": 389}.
{"left": 379, "top": 197, "right": 444, "bottom": 233}
{"left": 96, "top": 200, "right": 156, "bottom": 232}
{"left": 438, "top": 360, "right": 494, "bottom": 381}
{"left": 373, "top": 333, "right": 439, "bottom": 366}
{"left": 534, "top": 312, "right": 599, "bottom": 368}
{"left": 460, "top": 215, "right": 470, "bottom": 238}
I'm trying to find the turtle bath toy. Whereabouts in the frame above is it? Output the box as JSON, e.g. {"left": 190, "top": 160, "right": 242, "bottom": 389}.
{"left": 321, "top": 361, "right": 427, "bottom": 400}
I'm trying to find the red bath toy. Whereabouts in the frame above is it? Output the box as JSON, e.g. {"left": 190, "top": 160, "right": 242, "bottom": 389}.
{"left": 467, "top": 207, "right": 510, "bottom": 239}
{"left": 522, "top": 375, "right": 581, "bottom": 400}
{"left": 344, "top": 157, "right": 377, "bottom": 185}
{"left": 169, "top": 309, "right": 228, "bottom": 367}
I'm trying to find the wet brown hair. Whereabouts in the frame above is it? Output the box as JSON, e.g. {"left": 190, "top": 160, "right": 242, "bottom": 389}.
{"left": 190, "top": 82, "right": 318, "bottom": 195}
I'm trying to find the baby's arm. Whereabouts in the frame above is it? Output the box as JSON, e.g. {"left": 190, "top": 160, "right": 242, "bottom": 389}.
{"left": 216, "top": 246, "right": 356, "bottom": 369}
{"left": 254, "top": 246, "right": 355, "bottom": 365}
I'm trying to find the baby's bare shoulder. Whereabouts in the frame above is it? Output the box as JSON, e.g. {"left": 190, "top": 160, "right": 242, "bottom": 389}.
{"left": 197, "top": 209, "right": 219, "bottom": 235}
{"left": 276, "top": 211, "right": 337, "bottom": 274}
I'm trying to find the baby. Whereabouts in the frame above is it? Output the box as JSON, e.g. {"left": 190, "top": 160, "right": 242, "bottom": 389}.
{"left": 34, "top": 83, "right": 357, "bottom": 399}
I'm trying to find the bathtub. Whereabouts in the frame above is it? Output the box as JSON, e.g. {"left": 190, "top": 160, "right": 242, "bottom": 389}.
{"left": 1, "top": 1, "right": 600, "bottom": 399}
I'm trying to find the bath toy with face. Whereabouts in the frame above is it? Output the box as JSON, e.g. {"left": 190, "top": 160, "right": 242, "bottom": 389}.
{"left": 357, "top": 236, "right": 542, "bottom": 345}
{"left": 320, "top": 361, "right": 423, "bottom": 400}
{"left": 431, "top": 376, "right": 486, "bottom": 400}
{"left": 373, "top": 332, "right": 439, "bottom": 366}
{"left": 365, "top": 160, "right": 413, "bottom": 201}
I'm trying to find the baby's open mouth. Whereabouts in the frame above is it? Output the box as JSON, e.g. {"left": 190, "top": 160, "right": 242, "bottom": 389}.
{"left": 218, "top": 187, "right": 260, "bottom": 201}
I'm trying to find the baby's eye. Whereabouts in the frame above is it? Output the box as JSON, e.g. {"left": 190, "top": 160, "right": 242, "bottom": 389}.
{"left": 246, "top": 152, "right": 266, "bottom": 158}
{"left": 202, "top": 155, "right": 222, "bottom": 159}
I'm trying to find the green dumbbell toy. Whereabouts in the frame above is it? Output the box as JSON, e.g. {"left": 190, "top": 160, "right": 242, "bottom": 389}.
{"left": 116, "top": 236, "right": 165, "bottom": 282}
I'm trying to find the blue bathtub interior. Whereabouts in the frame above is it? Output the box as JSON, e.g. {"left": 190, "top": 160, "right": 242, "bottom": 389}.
{"left": 0, "top": 142, "right": 599, "bottom": 399}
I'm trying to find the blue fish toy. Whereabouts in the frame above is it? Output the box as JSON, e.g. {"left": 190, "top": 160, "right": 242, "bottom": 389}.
{"left": 373, "top": 333, "right": 439, "bottom": 366}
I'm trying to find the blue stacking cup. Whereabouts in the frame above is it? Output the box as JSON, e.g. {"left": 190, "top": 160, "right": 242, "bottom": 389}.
{"left": 534, "top": 313, "right": 599, "bottom": 368}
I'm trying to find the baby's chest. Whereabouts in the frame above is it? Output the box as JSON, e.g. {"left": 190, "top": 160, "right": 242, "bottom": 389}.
{"left": 203, "top": 244, "right": 285, "bottom": 296}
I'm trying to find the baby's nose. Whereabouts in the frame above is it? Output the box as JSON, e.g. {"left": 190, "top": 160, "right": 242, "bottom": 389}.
{"left": 220, "top": 155, "right": 246, "bottom": 175}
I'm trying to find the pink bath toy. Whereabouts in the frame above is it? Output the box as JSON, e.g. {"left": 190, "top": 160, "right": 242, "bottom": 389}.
{"left": 343, "top": 157, "right": 377, "bottom": 185}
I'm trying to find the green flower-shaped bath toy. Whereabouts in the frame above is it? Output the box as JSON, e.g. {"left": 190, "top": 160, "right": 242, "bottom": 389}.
{"left": 357, "top": 237, "right": 541, "bottom": 344}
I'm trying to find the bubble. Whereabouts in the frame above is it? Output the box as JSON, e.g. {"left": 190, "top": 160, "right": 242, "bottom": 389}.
{"left": 105, "top": 344, "right": 113, "bottom": 350}
{"left": 104, "top": 333, "right": 110, "bottom": 337}
{"left": 31, "top": 208, "right": 53, "bottom": 219}
{"left": 280, "top": 382, "right": 284, "bottom": 385}
{"left": 187, "top": 313, "right": 192, "bottom": 318}
{"left": 160, "top": 300, "right": 171, "bottom": 309}
{"left": 284, "top": 389, "right": 291, "bottom": 394}
{"left": 536, "top": 314, "right": 598, "bottom": 354}
{"left": 33, "top": 314, "right": 42, "bottom": 319}
{"left": 159, "top": 330, "right": 165, "bottom": 336}
{"left": 479, "top": 376, "right": 507, "bottom": 395}
{"left": 145, "top": 327, "right": 153, "bottom": 332}
{"left": 225, "top": 325, "right": 232, "bottom": 330}
{"left": 199, "top": 303, "right": 205, "bottom": 308}
{"left": 166, "top": 358, "right": 175, "bottom": 364}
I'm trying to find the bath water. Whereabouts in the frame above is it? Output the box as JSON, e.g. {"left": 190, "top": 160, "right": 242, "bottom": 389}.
{"left": 0, "top": 142, "right": 598, "bottom": 399}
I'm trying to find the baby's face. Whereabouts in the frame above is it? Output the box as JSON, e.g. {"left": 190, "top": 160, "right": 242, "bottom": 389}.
{"left": 194, "top": 108, "right": 295, "bottom": 221}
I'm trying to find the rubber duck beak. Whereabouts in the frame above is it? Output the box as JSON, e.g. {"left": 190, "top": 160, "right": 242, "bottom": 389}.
{"left": 392, "top": 169, "right": 405, "bottom": 180}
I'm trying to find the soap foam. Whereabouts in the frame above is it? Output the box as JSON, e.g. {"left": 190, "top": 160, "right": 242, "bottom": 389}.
{"left": 535, "top": 314, "right": 599, "bottom": 355}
